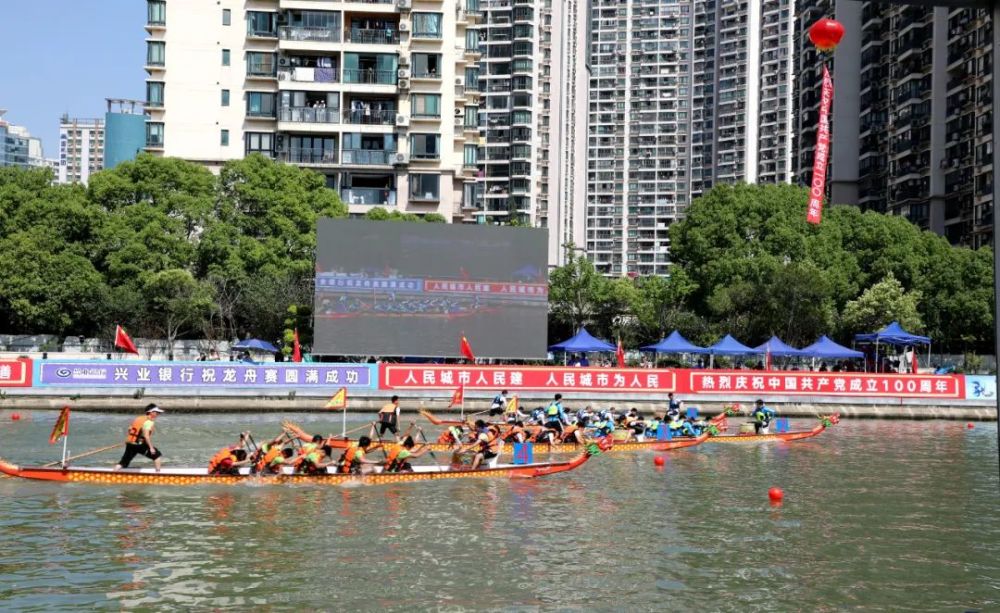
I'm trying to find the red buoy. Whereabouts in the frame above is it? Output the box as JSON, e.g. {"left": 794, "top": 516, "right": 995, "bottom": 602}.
{"left": 11, "top": 412, "right": 21, "bottom": 421}
{"left": 967, "top": 422, "right": 974, "bottom": 429}
{"left": 768, "top": 487, "right": 784, "bottom": 502}
{"left": 653, "top": 455, "right": 665, "bottom": 467}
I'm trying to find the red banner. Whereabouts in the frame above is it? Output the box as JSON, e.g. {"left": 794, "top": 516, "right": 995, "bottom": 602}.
{"left": 380, "top": 364, "right": 964, "bottom": 399}
{"left": 0, "top": 358, "right": 32, "bottom": 387}
{"left": 807, "top": 65, "right": 833, "bottom": 225}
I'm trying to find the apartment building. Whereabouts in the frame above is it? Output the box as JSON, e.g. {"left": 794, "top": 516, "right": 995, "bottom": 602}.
{"left": 796, "top": 2, "right": 992, "bottom": 248}
{"left": 0, "top": 110, "right": 50, "bottom": 170}
{"left": 586, "top": 0, "right": 797, "bottom": 276}
{"left": 58, "top": 115, "right": 105, "bottom": 184}
{"left": 144, "top": 0, "right": 482, "bottom": 218}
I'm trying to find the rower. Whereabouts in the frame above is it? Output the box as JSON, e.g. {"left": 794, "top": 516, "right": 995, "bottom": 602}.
{"left": 261, "top": 447, "right": 295, "bottom": 474}
{"left": 251, "top": 432, "right": 288, "bottom": 473}
{"left": 679, "top": 417, "right": 701, "bottom": 438}
{"left": 529, "top": 407, "right": 546, "bottom": 425}
{"left": 644, "top": 415, "right": 661, "bottom": 438}
{"left": 384, "top": 436, "right": 429, "bottom": 472}
{"left": 589, "top": 411, "right": 614, "bottom": 438}
{"left": 459, "top": 424, "right": 501, "bottom": 470}
{"left": 501, "top": 421, "right": 527, "bottom": 444}
{"left": 752, "top": 399, "right": 776, "bottom": 434}
{"left": 666, "top": 411, "right": 685, "bottom": 436}
{"left": 208, "top": 433, "right": 252, "bottom": 475}
{"left": 560, "top": 421, "right": 586, "bottom": 445}
{"left": 115, "top": 404, "right": 164, "bottom": 472}
{"left": 489, "top": 390, "right": 509, "bottom": 416}
{"left": 436, "top": 423, "right": 466, "bottom": 449}
{"left": 296, "top": 444, "right": 334, "bottom": 474}
{"left": 544, "top": 393, "right": 569, "bottom": 436}
{"left": 338, "top": 436, "right": 380, "bottom": 474}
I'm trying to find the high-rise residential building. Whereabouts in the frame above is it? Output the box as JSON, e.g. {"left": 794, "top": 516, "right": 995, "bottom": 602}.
{"left": 144, "top": 0, "right": 482, "bottom": 219}
{"left": 104, "top": 99, "right": 148, "bottom": 170}
{"left": 0, "top": 110, "right": 49, "bottom": 170}
{"left": 796, "top": 2, "right": 992, "bottom": 248}
{"left": 473, "top": 0, "right": 587, "bottom": 266}
{"left": 58, "top": 115, "right": 105, "bottom": 184}
{"left": 586, "top": 0, "right": 797, "bottom": 276}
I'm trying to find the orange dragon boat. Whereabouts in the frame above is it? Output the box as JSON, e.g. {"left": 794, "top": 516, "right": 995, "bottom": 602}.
{"left": 701, "top": 414, "right": 840, "bottom": 444}
{"left": 0, "top": 442, "right": 606, "bottom": 487}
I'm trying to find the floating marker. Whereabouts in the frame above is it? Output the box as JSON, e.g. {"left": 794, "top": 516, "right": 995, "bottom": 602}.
{"left": 10, "top": 413, "right": 20, "bottom": 421}
{"left": 653, "top": 455, "right": 665, "bottom": 467}
{"left": 768, "top": 487, "right": 784, "bottom": 502}
{"left": 967, "top": 423, "right": 974, "bottom": 429}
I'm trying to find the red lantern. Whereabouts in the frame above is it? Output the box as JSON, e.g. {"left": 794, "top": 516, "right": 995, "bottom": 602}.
{"left": 809, "top": 18, "right": 845, "bottom": 53}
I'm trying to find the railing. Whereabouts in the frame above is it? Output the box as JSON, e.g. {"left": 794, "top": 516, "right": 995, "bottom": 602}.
{"left": 283, "top": 148, "right": 338, "bottom": 164}
{"left": 341, "top": 188, "right": 397, "bottom": 206}
{"left": 343, "top": 68, "right": 397, "bottom": 85}
{"left": 247, "top": 61, "right": 277, "bottom": 77}
{"left": 278, "top": 67, "right": 340, "bottom": 83}
{"left": 279, "top": 107, "right": 341, "bottom": 124}
{"left": 414, "top": 30, "right": 444, "bottom": 39}
{"left": 279, "top": 26, "right": 341, "bottom": 43}
{"left": 412, "top": 70, "right": 441, "bottom": 79}
{"left": 343, "top": 109, "right": 396, "bottom": 125}
{"left": 410, "top": 151, "right": 440, "bottom": 160}
{"left": 348, "top": 29, "right": 400, "bottom": 44}
{"left": 342, "top": 149, "right": 394, "bottom": 165}
{"left": 247, "top": 26, "right": 277, "bottom": 38}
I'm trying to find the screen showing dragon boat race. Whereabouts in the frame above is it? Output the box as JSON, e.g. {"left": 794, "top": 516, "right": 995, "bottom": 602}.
{"left": 313, "top": 218, "right": 548, "bottom": 358}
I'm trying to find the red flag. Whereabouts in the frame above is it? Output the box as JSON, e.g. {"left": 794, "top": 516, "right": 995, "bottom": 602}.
{"left": 806, "top": 65, "right": 834, "bottom": 224}
{"left": 911, "top": 350, "right": 919, "bottom": 374}
{"left": 460, "top": 336, "right": 475, "bottom": 361}
{"left": 616, "top": 339, "right": 625, "bottom": 368}
{"left": 114, "top": 325, "right": 139, "bottom": 354}
{"left": 449, "top": 386, "right": 464, "bottom": 408}
{"left": 765, "top": 350, "right": 772, "bottom": 371}
{"left": 293, "top": 329, "right": 302, "bottom": 363}
{"left": 49, "top": 406, "right": 70, "bottom": 444}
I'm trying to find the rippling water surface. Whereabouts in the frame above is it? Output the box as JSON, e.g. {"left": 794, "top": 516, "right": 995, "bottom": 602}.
{"left": 0, "top": 412, "right": 997, "bottom": 611}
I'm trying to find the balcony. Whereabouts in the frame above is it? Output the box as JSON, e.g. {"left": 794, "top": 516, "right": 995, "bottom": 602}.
{"left": 343, "top": 108, "right": 396, "bottom": 125}
{"left": 280, "top": 26, "right": 341, "bottom": 43}
{"left": 343, "top": 68, "right": 398, "bottom": 85}
{"left": 283, "top": 148, "right": 338, "bottom": 165}
{"left": 342, "top": 149, "right": 394, "bottom": 165}
{"left": 145, "top": 134, "right": 164, "bottom": 148}
{"left": 247, "top": 61, "right": 277, "bottom": 78}
{"left": 348, "top": 29, "right": 400, "bottom": 45}
{"left": 279, "top": 107, "right": 341, "bottom": 124}
{"left": 279, "top": 66, "right": 340, "bottom": 84}
{"left": 341, "top": 187, "right": 397, "bottom": 206}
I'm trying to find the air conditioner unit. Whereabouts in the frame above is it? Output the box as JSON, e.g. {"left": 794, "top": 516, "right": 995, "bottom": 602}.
{"left": 398, "top": 54, "right": 410, "bottom": 67}
{"left": 395, "top": 114, "right": 409, "bottom": 127}
{"left": 455, "top": 77, "right": 464, "bottom": 86}
{"left": 278, "top": 57, "right": 290, "bottom": 67}
{"left": 275, "top": 135, "right": 285, "bottom": 150}
{"left": 398, "top": 21, "right": 410, "bottom": 32}
{"left": 397, "top": 0, "right": 411, "bottom": 11}
{"left": 397, "top": 68, "right": 411, "bottom": 79}
{"left": 455, "top": 107, "right": 464, "bottom": 117}
{"left": 393, "top": 152, "right": 409, "bottom": 165}
{"left": 398, "top": 78, "right": 410, "bottom": 90}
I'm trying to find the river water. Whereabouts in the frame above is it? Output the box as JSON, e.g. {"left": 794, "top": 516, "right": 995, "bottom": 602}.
{"left": 0, "top": 411, "right": 997, "bottom": 611}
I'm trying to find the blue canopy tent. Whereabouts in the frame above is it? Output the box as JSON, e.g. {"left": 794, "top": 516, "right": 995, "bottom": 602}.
{"left": 549, "top": 327, "right": 617, "bottom": 365}
{"left": 753, "top": 335, "right": 805, "bottom": 357}
{"left": 640, "top": 330, "right": 709, "bottom": 367}
{"left": 232, "top": 338, "right": 279, "bottom": 353}
{"left": 800, "top": 335, "right": 864, "bottom": 360}
{"left": 854, "top": 321, "right": 931, "bottom": 373}
{"left": 707, "top": 334, "right": 760, "bottom": 368}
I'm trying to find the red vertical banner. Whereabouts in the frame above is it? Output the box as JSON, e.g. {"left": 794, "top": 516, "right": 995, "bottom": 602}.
{"left": 807, "top": 65, "right": 834, "bottom": 225}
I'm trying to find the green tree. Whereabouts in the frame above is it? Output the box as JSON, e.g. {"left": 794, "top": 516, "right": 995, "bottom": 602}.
{"left": 143, "top": 269, "right": 216, "bottom": 349}
{"left": 841, "top": 273, "right": 922, "bottom": 334}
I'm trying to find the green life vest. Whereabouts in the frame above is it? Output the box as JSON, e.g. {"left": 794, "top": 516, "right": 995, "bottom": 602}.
{"left": 546, "top": 403, "right": 559, "bottom": 417}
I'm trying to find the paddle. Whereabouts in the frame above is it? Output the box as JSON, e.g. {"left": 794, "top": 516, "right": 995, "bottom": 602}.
{"left": 415, "top": 426, "right": 445, "bottom": 471}
{"left": 369, "top": 421, "right": 391, "bottom": 461}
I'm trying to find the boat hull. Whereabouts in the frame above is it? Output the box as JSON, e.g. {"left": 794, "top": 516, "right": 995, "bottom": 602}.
{"left": 325, "top": 433, "right": 708, "bottom": 454}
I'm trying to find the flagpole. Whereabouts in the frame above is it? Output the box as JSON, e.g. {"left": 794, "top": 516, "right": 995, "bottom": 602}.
{"left": 61, "top": 433, "right": 68, "bottom": 467}
{"left": 342, "top": 406, "right": 347, "bottom": 438}
{"left": 461, "top": 386, "right": 465, "bottom": 420}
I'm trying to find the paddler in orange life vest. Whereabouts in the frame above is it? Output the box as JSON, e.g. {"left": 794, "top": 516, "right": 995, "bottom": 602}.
{"left": 295, "top": 442, "right": 335, "bottom": 474}
{"left": 458, "top": 420, "right": 501, "bottom": 470}
{"left": 377, "top": 395, "right": 402, "bottom": 439}
{"left": 115, "top": 404, "right": 164, "bottom": 472}
{"left": 437, "top": 423, "right": 466, "bottom": 449}
{"left": 339, "top": 436, "right": 381, "bottom": 474}
{"left": 208, "top": 432, "right": 253, "bottom": 475}
{"left": 250, "top": 432, "right": 290, "bottom": 473}
{"left": 384, "top": 435, "right": 430, "bottom": 472}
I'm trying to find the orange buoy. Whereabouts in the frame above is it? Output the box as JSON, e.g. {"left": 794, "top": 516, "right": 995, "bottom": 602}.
{"left": 653, "top": 455, "right": 665, "bottom": 467}
{"left": 768, "top": 487, "right": 784, "bottom": 502}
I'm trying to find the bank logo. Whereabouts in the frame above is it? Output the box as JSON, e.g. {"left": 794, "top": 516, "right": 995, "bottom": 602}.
{"left": 55, "top": 368, "right": 71, "bottom": 378}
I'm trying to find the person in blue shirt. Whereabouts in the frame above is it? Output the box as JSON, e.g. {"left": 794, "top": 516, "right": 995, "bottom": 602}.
{"left": 665, "top": 392, "right": 683, "bottom": 423}
{"left": 589, "top": 411, "right": 614, "bottom": 437}
{"left": 752, "top": 399, "right": 776, "bottom": 434}
{"left": 544, "top": 393, "right": 569, "bottom": 435}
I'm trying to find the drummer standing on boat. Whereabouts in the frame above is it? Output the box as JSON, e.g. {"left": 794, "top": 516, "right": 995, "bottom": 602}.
{"left": 114, "top": 404, "right": 164, "bottom": 472}
{"left": 665, "top": 392, "right": 683, "bottom": 422}
{"left": 377, "top": 395, "right": 401, "bottom": 439}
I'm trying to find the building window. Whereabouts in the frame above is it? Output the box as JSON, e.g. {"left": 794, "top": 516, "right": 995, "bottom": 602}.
{"left": 463, "top": 144, "right": 477, "bottom": 167}
{"left": 222, "top": 49, "right": 231, "bottom": 66}
{"left": 464, "top": 106, "right": 478, "bottom": 128}
{"left": 465, "top": 67, "right": 480, "bottom": 91}
{"left": 147, "top": 0, "right": 166, "bottom": 25}
{"left": 411, "top": 94, "right": 441, "bottom": 118}
{"left": 222, "top": 9, "right": 231, "bottom": 25}
{"left": 247, "top": 52, "right": 276, "bottom": 76}
{"left": 412, "top": 53, "right": 442, "bottom": 78}
{"left": 410, "top": 134, "right": 440, "bottom": 160}
{"left": 245, "top": 132, "right": 275, "bottom": 157}
{"left": 247, "top": 92, "right": 277, "bottom": 117}
{"left": 247, "top": 11, "right": 277, "bottom": 37}
{"left": 221, "top": 89, "right": 230, "bottom": 106}
{"left": 146, "top": 82, "right": 164, "bottom": 107}
{"left": 221, "top": 130, "right": 230, "bottom": 146}
{"left": 412, "top": 13, "right": 443, "bottom": 38}
{"left": 465, "top": 29, "right": 479, "bottom": 53}
{"left": 147, "top": 41, "right": 165, "bottom": 66}
{"left": 410, "top": 174, "right": 440, "bottom": 201}
{"left": 146, "top": 122, "right": 164, "bottom": 147}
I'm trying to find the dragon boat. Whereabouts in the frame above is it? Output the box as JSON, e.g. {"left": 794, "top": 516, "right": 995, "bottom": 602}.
{"left": 700, "top": 414, "right": 840, "bottom": 444}
{"left": 0, "top": 442, "right": 606, "bottom": 487}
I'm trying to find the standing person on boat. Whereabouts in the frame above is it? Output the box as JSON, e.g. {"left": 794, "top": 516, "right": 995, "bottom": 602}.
{"left": 489, "top": 390, "right": 509, "bottom": 416}
{"left": 377, "top": 395, "right": 402, "bottom": 439}
{"left": 665, "top": 393, "right": 683, "bottom": 423}
{"left": 752, "top": 399, "right": 776, "bottom": 434}
{"left": 384, "top": 436, "right": 430, "bottom": 472}
{"left": 544, "top": 393, "right": 569, "bottom": 436}
{"left": 114, "top": 404, "right": 164, "bottom": 472}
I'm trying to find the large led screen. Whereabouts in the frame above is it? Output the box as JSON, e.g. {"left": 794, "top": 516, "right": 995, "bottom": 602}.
{"left": 314, "top": 219, "right": 548, "bottom": 358}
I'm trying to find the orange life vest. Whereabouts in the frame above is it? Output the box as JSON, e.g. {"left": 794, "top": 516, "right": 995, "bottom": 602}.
{"left": 208, "top": 447, "right": 236, "bottom": 473}
{"left": 126, "top": 416, "right": 150, "bottom": 444}
{"left": 341, "top": 443, "right": 361, "bottom": 472}
{"left": 560, "top": 424, "right": 580, "bottom": 441}
{"left": 256, "top": 446, "right": 281, "bottom": 472}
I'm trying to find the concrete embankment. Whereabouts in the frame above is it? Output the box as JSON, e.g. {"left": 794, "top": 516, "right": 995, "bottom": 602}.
{"left": 1, "top": 391, "right": 996, "bottom": 421}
